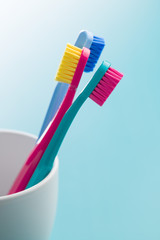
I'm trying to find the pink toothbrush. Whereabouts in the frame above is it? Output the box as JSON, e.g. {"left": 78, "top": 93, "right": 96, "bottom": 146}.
{"left": 8, "top": 44, "right": 90, "bottom": 194}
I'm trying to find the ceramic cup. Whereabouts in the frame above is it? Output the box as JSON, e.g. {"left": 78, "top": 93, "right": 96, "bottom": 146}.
{"left": 0, "top": 130, "right": 58, "bottom": 240}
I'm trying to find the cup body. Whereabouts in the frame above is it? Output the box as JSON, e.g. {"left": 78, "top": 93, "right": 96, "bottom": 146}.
{"left": 0, "top": 130, "right": 58, "bottom": 240}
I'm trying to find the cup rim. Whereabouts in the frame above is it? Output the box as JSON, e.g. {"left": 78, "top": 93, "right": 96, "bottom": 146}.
{"left": 0, "top": 129, "right": 59, "bottom": 201}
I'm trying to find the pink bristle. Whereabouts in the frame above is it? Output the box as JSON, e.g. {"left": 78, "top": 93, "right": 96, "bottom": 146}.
{"left": 89, "top": 67, "right": 123, "bottom": 106}
{"left": 90, "top": 93, "right": 103, "bottom": 106}
{"left": 109, "top": 67, "right": 123, "bottom": 78}
{"left": 105, "top": 71, "right": 122, "bottom": 82}
{"left": 94, "top": 85, "right": 108, "bottom": 98}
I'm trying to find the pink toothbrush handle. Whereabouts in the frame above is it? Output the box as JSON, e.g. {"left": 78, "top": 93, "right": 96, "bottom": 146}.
{"left": 8, "top": 47, "right": 90, "bottom": 194}
{"left": 8, "top": 88, "right": 75, "bottom": 194}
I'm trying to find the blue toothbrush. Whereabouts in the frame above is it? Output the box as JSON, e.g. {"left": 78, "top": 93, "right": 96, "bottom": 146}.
{"left": 37, "top": 30, "right": 105, "bottom": 140}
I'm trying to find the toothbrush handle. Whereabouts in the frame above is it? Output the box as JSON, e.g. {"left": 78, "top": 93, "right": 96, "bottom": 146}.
{"left": 38, "top": 82, "right": 69, "bottom": 140}
{"left": 45, "top": 92, "right": 87, "bottom": 160}
{"left": 27, "top": 91, "right": 87, "bottom": 187}
{"left": 29, "top": 60, "right": 111, "bottom": 185}
{"left": 8, "top": 86, "right": 76, "bottom": 194}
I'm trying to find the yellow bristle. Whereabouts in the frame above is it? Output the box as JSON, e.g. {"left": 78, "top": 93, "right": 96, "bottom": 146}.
{"left": 59, "top": 64, "right": 76, "bottom": 72}
{"left": 55, "top": 43, "right": 82, "bottom": 84}
{"left": 67, "top": 43, "right": 82, "bottom": 53}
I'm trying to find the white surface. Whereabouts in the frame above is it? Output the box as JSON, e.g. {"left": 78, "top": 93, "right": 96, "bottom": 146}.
{"left": 0, "top": 130, "right": 58, "bottom": 240}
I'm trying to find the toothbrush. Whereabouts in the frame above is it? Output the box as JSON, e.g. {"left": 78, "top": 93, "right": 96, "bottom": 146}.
{"left": 38, "top": 30, "right": 105, "bottom": 139}
{"left": 27, "top": 60, "right": 123, "bottom": 188}
{"left": 8, "top": 44, "right": 90, "bottom": 194}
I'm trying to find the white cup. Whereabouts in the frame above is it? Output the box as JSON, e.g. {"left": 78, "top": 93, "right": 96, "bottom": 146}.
{"left": 0, "top": 130, "right": 58, "bottom": 240}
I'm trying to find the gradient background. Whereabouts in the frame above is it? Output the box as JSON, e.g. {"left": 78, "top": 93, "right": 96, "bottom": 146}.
{"left": 0, "top": 0, "right": 160, "bottom": 239}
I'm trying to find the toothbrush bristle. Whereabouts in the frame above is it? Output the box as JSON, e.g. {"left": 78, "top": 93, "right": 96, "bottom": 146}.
{"left": 55, "top": 43, "right": 82, "bottom": 84}
{"left": 84, "top": 36, "right": 105, "bottom": 72}
{"left": 89, "top": 67, "right": 123, "bottom": 106}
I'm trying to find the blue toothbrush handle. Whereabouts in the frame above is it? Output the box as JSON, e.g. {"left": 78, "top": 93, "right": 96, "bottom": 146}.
{"left": 37, "top": 31, "right": 90, "bottom": 141}
{"left": 38, "top": 82, "right": 69, "bottom": 140}
{"left": 38, "top": 31, "right": 93, "bottom": 140}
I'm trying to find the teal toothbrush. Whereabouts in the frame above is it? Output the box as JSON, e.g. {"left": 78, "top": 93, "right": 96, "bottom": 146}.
{"left": 27, "top": 61, "right": 123, "bottom": 188}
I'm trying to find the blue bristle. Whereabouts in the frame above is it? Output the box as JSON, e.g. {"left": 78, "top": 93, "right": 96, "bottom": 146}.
{"left": 84, "top": 36, "right": 105, "bottom": 72}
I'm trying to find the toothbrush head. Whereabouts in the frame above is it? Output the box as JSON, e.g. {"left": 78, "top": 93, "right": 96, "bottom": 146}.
{"left": 55, "top": 43, "right": 82, "bottom": 84}
{"left": 75, "top": 30, "right": 105, "bottom": 73}
{"left": 55, "top": 43, "right": 90, "bottom": 87}
{"left": 89, "top": 61, "right": 123, "bottom": 106}
{"left": 85, "top": 35, "right": 105, "bottom": 73}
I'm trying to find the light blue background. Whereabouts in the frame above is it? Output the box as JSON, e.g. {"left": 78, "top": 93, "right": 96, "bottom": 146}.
{"left": 0, "top": 0, "right": 160, "bottom": 239}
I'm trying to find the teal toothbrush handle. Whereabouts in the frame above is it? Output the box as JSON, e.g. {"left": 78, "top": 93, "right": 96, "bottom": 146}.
{"left": 41, "top": 60, "right": 111, "bottom": 169}
{"left": 27, "top": 92, "right": 87, "bottom": 187}
{"left": 27, "top": 61, "right": 110, "bottom": 188}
